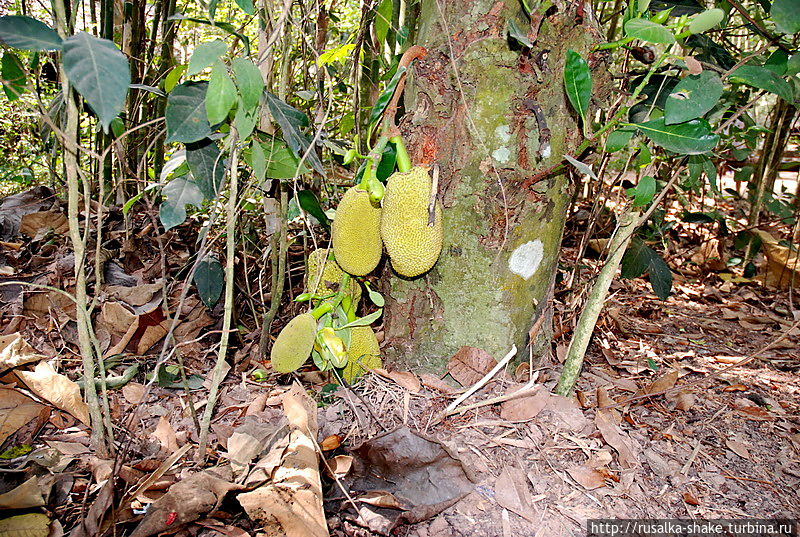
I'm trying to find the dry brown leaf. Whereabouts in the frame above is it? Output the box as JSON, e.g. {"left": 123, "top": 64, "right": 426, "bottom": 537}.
{"left": 136, "top": 319, "right": 171, "bottom": 355}
{"left": 753, "top": 230, "right": 800, "bottom": 289}
{"left": 722, "top": 384, "right": 747, "bottom": 392}
{"left": 358, "top": 490, "right": 406, "bottom": 510}
{"left": 685, "top": 55, "right": 703, "bottom": 74}
{"left": 105, "top": 282, "right": 162, "bottom": 307}
{"left": 725, "top": 438, "right": 750, "bottom": 459}
{"left": 447, "top": 346, "right": 496, "bottom": 387}
{"left": 597, "top": 386, "right": 615, "bottom": 408}
{"left": 499, "top": 387, "right": 549, "bottom": 421}
{"left": 0, "top": 513, "right": 51, "bottom": 537}
{"left": 19, "top": 211, "right": 69, "bottom": 237}
{"left": 567, "top": 466, "right": 606, "bottom": 490}
{"left": 374, "top": 368, "right": 421, "bottom": 393}
{"left": 595, "top": 409, "right": 639, "bottom": 469}
{"left": 321, "top": 434, "right": 341, "bottom": 451}
{"left": 683, "top": 490, "right": 700, "bottom": 505}
{"left": 46, "top": 440, "right": 89, "bottom": 456}
{"left": 0, "top": 334, "right": 45, "bottom": 371}
{"left": 0, "top": 477, "right": 46, "bottom": 509}
{"left": 16, "top": 361, "right": 89, "bottom": 425}
{"left": 419, "top": 373, "right": 457, "bottom": 394}
{"left": 0, "top": 389, "right": 47, "bottom": 445}
{"left": 23, "top": 291, "right": 76, "bottom": 321}
{"left": 122, "top": 382, "right": 146, "bottom": 405}
{"left": 673, "top": 390, "right": 695, "bottom": 411}
{"left": 325, "top": 455, "right": 353, "bottom": 479}
{"left": 645, "top": 370, "right": 678, "bottom": 395}
{"left": 494, "top": 466, "right": 535, "bottom": 523}
{"left": 151, "top": 416, "right": 179, "bottom": 453}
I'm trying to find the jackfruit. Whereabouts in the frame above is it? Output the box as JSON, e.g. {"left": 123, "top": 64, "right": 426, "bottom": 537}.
{"left": 331, "top": 186, "right": 383, "bottom": 276}
{"left": 380, "top": 166, "right": 443, "bottom": 278}
{"left": 306, "top": 248, "right": 361, "bottom": 306}
{"left": 270, "top": 313, "right": 317, "bottom": 373}
{"left": 341, "top": 326, "right": 381, "bottom": 383}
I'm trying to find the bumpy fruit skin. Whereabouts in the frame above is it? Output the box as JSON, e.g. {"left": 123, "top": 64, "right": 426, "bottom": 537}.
{"left": 331, "top": 186, "right": 382, "bottom": 276}
{"left": 341, "top": 326, "right": 381, "bottom": 383}
{"left": 306, "top": 249, "right": 361, "bottom": 306}
{"left": 270, "top": 313, "right": 317, "bottom": 373}
{"left": 380, "top": 167, "right": 443, "bottom": 278}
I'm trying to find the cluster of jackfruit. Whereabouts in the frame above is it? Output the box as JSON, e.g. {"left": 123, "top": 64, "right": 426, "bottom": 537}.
{"left": 331, "top": 166, "right": 443, "bottom": 279}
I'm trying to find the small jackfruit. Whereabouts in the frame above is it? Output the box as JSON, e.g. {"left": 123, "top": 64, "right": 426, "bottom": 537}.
{"left": 380, "top": 167, "right": 443, "bottom": 278}
{"left": 270, "top": 313, "right": 317, "bottom": 373}
{"left": 341, "top": 326, "right": 381, "bottom": 383}
{"left": 306, "top": 249, "right": 361, "bottom": 306}
{"left": 332, "top": 186, "right": 383, "bottom": 276}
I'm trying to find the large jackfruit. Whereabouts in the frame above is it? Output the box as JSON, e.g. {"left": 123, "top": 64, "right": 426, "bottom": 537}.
{"left": 270, "top": 313, "right": 317, "bottom": 373}
{"left": 341, "top": 326, "right": 381, "bottom": 383}
{"left": 380, "top": 166, "right": 443, "bottom": 278}
{"left": 306, "top": 249, "right": 361, "bottom": 306}
{"left": 331, "top": 186, "right": 382, "bottom": 276}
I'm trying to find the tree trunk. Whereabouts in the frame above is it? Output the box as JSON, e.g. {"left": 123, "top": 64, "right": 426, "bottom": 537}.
{"left": 383, "top": 0, "right": 604, "bottom": 371}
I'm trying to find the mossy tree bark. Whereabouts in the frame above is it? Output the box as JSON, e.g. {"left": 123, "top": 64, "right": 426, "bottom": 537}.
{"left": 383, "top": 0, "right": 606, "bottom": 372}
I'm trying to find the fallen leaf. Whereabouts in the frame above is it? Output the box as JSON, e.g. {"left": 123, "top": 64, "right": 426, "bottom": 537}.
{"left": 358, "top": 490, "right": 406, "bottom": 510}
{"left": 321, "top": 434, "right": 341, "bottom": 451}
{"left": 567, "top": 466, "right": 606, "bottom": 490}
{"left": 106, "top": 282, "right": 162, "bottom": 307}
{"left": 0, "top": 387, "right": 45, "bottom": 444}
{"left": 16, "top": 361, "right": 90, "bottom": 425}
{"left": 683, "top": 490, "right": 700, "bottom": 505}
{"left": 725, "top": 438, "right": 750, "bottom": 459}
{"left": 419, "top": 374, "right": 456, "bottom": 394}
{"left": 0, "top": 334, "right": 45, "bottom": 371}
{"left": 0, "top": 513, "right": 51, "bottom": 537}
{"left": 645, "top": 370, "right": 678, "bottom": 395}
{"left": 19, "top": 211, "right": 69, "bottom": 237}
{"left": 722, "top": 384, "right": 747, "bottom": 392}
{"left": 673, "top": 391, "right": 695, "bottom": 411}
{"left": 494, "top": 465, "right": 535, "bottom": 522}
{"left": 447, "top": 346, "right": 496, "bottom": 387}
{"left": 374, "top": 368, "right": 421, "bottom": 393}
{"left": 0, "top": 477, "right": 45, "bottom": 509}
{"left": 151, "top": 416, "right": 179, "bottom": 453}
{"left": 595, "top": 409, "right": 639, "bottom": 469}
{"left": 122, "top": 382, "right": 146, "bottom": 404}
{"left": 500, "top": 387, "right": 549, "bottom": 421}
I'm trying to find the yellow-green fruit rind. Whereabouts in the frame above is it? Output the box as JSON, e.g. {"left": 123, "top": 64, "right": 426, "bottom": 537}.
{"left": 341, "top": 326, "right": 381, "bottom": 383}
{"left": 306, "top": 249, "right": 361, "bottom": 306}
{"left": 270, "top": 313, "right": 317, "bottom": 373}
{"left": 381, "top": 167, "right": 443, "bottom": 278}
{"left": 331, "top": 187, "right": 383, "bottom": 276}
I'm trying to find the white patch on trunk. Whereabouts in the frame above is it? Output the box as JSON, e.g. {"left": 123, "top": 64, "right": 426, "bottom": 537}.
{"left": 508, "top": 240, "right": 544, "bottom": 280}
{"left": 495, "top": 124, "right": 511, "bottom": 143}
{"left": 492, "top": 147, "right": 511, "bottom": 163}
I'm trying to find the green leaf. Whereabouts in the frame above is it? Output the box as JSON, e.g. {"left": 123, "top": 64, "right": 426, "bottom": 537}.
{"left": 186, "top": 39, "right": 227, "bottom": 76}
{"left": 264, "top": 139, "right": 310, "bottom": 178}
{"left": 563, "top": 154, "right": 598, "bottom": 180}
{"left": 687, "top": 154, "right": 717, "bottom": 192}
{"left": 365, "top": 284, "right": 384, "bottom": 307}
{"left": 367, "top": 66, "right": 406, "bottom": 127}
{"left": 265, "top": 91, "right": 325, "bottom": 176}
{"left": 374, "top": 0, "right": 393, "bottom": 45}
{"left": 2, "top": 52, "right": 27, "bottom": 101}
{"left": 338, "top": 308, "right": 383, "bottom": 329}
{"left": 764, "top": 49, "right": 789, "bottom": 75}
{"left": 0, "top": 16, "right": 62, "bottom": 51}
{"left": 168, "top": 15, "right": 250, "bottom": 55}
{"left": 632, "top": 175, "right": 656, "bottom": 206}
{"left": 507, "top": 19, "right": 533, "bottom": 48}
{"left": 647, "top": 251, "right": 672, "bottom": 299}
{"left": 664, "top": 71, "right": 723, "bottom": 125}
{"left": 624, "top": 18, "right": 676, "bottom": 43}
{"left": 297, "top": 189, "right": 330, "bottom": 228}
{"left": 164, "top": 64, "right": 186, "bottom": 93}
{"left": 159, "top": 176, "right": 204, "bottom": 230}
{"left": 206, "top": 62, "right": 236, "bottom": 124}
{"left": 728, "top": 65, "right": 793, "bottom": 102}
{"left": 605, "top": 128, "right": 634, "bottom": 152}
{"left": 250, "top": 139, "right": 267, "bottom": 181}
{"left": 375, "top": 141, "right": 397, "bottom": 181}
{"left": 231, "top": 57, "right": 264, "bottom": 111}
{"left": 636, "top": 117, "right": 719, "bottom": 154}
{"left": 563, "top": 50, "right": 592, "bottom": 127}
{"left": 186, "top": 138, "right": 225, "bottom": 199}
{"left": 234, "top": 0, "right": 255, "bottom": 14}
{"left": 684, "top": 34, "right": 735, "bottom": 70}
{"left": 209, "top": 0, "right": 220, "bottom": 19}
{"left": 194, "top": 255, "right": 224, "bottom": 308}
{"left": 63, "top": 32, "right": 130, "bottom": 132}
{"left": 166, "top": 82, "right": 212, "bottom": 143}
{"left": 788, "top": 54, "right": 800, "bottom": 76}
{"left": 771, "top": 0, "right": 800, "bottom": 34}
{"left": 621, "top": 238, "right": 672, "bottom": 299}
{"left": 687, "top": 8, "right": 724, "bottom": 34}
{"left": 233, "top": 98, "right": 258, "bottom": 139}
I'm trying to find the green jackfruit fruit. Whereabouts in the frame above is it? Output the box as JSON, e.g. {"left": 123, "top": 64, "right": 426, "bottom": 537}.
{"left": 270, "top": 313, "right": 317, "bottom": 373}
{"left": 332, "top": 186, "right": 383, "bottom": 276}
{"left": 341, "top": 326, "right": 381, "bottom": 383}
{"left": 380, "top": 166, "right": 443, "bottom": 277}
{"left": 306, "top": 249, "right": 362, "bottom": 306}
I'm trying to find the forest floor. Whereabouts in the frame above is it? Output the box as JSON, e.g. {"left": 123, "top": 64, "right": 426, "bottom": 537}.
{"left": 0, "top": 185, "right": 798, "bottom": 537}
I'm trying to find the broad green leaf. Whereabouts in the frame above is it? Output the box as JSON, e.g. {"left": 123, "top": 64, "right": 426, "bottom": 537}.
{"left": 159, "top": 176, "right": 204, "bottom": 230}
{"left": 164, "top": 64, "right": 186, "bottom": 93}
{"left": 563, "top": 50, "right": 591, "bottom": 127}
{"left": 374, "top": 0, "right": 393, "bottom": 45}
{"left": 130, "top": 83, "right": 166, "bottom": 97}
{"left": 728, "top": 65, "right": 793, "bottom": 102}
{"left": 375, "top": 142, "right": 397, "bottom": 182}
{"left": 168, "top": 15, "right": 250, "bottom": 55}
{"left": 636, "top": 117, "right": 718, "bottom": 154}
{"left": 206, "top": 62, "right": 236, "bottom": 124}
{"left": 265, "top": 91, "right": 325, "bottom": 176}
{"left": 338, "top": 309, "right": 383, "bottom": 329}
{"left": 365, "top": 284, "right": 384, "bottom": 306}
{"left": 605, "top": 128, "right": 634, "bottom": 152}
{"left": 563, "top": 154, "right": 597, "bottom": 180}
{"left": 317, "top": 44, "right": 356, "bottom": 66}
{"left": 194, "top": 255, "right": 224, "bottom": 308}
{"left": 764, "top": 50, "right": 789, "bottom": 75}
{"left": 688, "top": 154, "right": 718, "bottom": 192}
{"left": 788, "top": 54, "right": 800, "bottom": 76}
{"left": 621, "top": 238, "right": 672, "bottom": 299}
{"left": 63, "top": 32, "right": 130, "bottom": 132}
{"left": 632, "top": 175, "right": 656, "bottom": 206}
{"left": 233, "top": 98, "right": 258, "bottom": 139}
{"left": 209, "top": 0, "right": 220, "bottom": 19}
{"left": 231, "top": 57, "right": 264, "bottom": 110}
{"left": 688, "top": 8, "right": 724, "bottom": 34}
{"left": 507, "top": 19, "right": 532, "bottom": 48}
{"left": 647, "top": 0, "right": 703, "bottom": 16}
{"left": 166, "top": 82, "right": 212, "bottom": 143}
{"left": 250, "top": 139, "right": 267, "bottom": 181}
{"left": 664, "top": 71, "right": 723, "bottom": 125}
{"left": 624, "top": 18, "right": 676, "bottom": 43}
{"left": 0, "top": 513, "right": 51, "bottom": 537}
{"left": 263, "top": 140, "right": 309, "bottom": 178}
{"left": 771, "top": 0, "right": 800, "bottom": 34}
{"left": 367, "top": 66, "right": 406, "bottom": 127}
{"left": 234, "top": 0, "right": 255, "bottom": 14}
{"left": 297, "top": 189, "right": 330, "bottom": 228}
{"left": 0, "top": 16, "right": 62, "bottom": 51}
{"left": 186, "top": 138, "right": 225, "bottom": 199}
{"left": 684, "top": 34, "right": 735, "bottom": 70}
{"left": 186, "top": 39, "right": 227, "bottom": 76}
{"left": 2, "top": 52, "right": 27, "bottom": 100}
